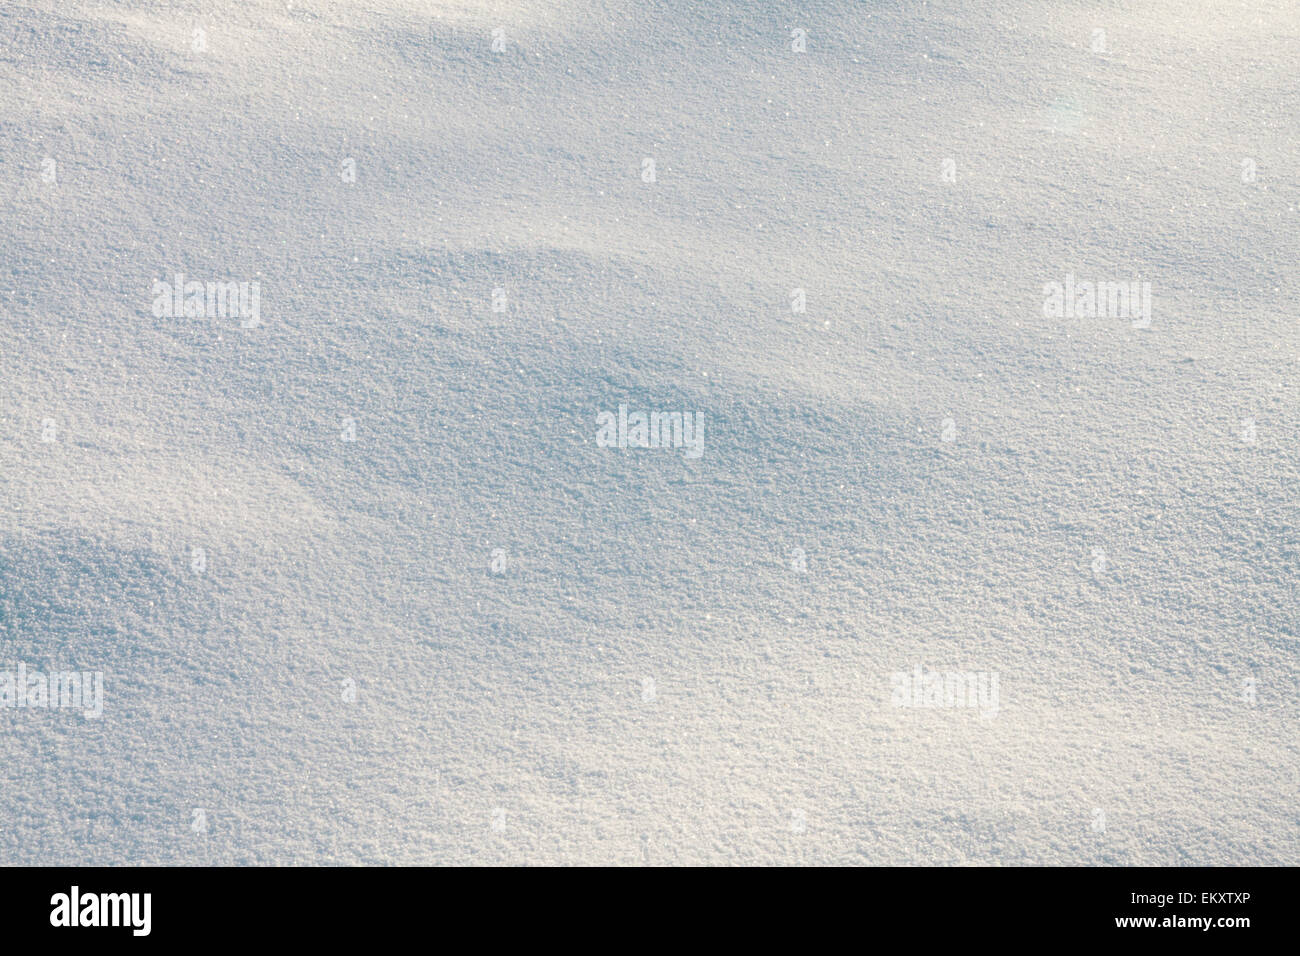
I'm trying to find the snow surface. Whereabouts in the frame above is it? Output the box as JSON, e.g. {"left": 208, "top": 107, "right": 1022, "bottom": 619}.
{"left": 1, "top": 0, "right": 1297, "bottom": 864}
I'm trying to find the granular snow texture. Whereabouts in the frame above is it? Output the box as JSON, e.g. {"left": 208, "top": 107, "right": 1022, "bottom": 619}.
{"left": 0, "top": 0, "right": 1296, "bottom": 864}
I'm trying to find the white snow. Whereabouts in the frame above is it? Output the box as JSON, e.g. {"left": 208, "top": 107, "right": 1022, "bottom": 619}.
{"left": 0, "top": 0, "right": 1296, "bottom": 864}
